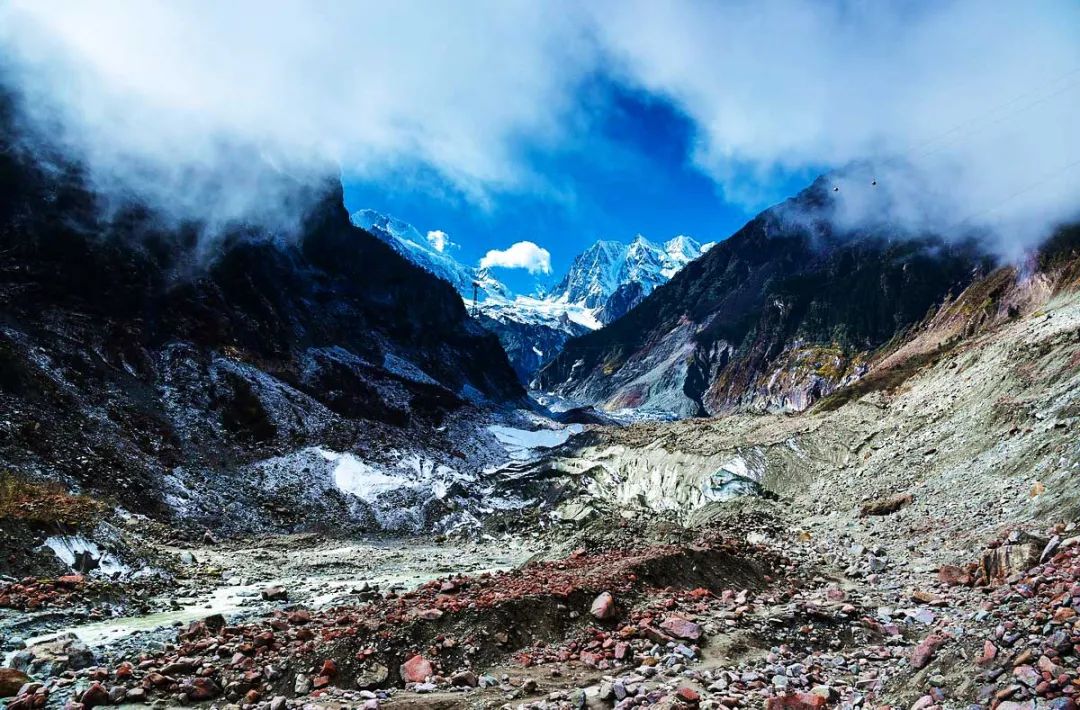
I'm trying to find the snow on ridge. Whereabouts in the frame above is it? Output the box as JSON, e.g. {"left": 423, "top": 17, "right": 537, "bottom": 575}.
{"left": 549, "top": 233, "right": 708, "bottom": 316}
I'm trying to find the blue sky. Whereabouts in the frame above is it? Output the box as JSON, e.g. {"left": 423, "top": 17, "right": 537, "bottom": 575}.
{"left": 343, "top": 83, "right": 817, "bottom": 293}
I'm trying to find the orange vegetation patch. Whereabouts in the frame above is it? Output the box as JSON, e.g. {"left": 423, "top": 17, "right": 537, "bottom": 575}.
{"left": 0, "top": 471, "right": 107, "bottom": 527}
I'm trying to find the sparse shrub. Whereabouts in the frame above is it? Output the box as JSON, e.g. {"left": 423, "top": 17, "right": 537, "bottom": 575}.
{"left": 0, "top": 471, "right": 107, "bottom": 527}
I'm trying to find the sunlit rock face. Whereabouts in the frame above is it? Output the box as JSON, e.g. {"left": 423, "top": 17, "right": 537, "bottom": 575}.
{"left": 537, "top": 176, "right": 992, "bottom": 418}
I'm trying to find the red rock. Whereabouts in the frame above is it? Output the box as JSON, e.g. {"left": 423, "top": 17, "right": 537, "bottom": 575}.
{"left": 937, "top": 564, "right": 973, "bottom": 586}
{"left": 319, "top": 659, "right": 337, "bottom": 677}
{"left": 639, "top": 623, "right": 673, "bottom": 644}
{"left": 79, "top": 683, "right": 109, "bottom": 708}
{"left": 0, "top": 668, "right": 31, "bottom": 698}
{"left": 660, "top": 615, "right": 703, "bottom": 641}
{"left": 977, "top": 640, "right": 997, "bottom": 666}
{"left": 400, "top": 655, "right": 433, "bottom": 683}
{"left": 675, "top": 687, "right": 700, "bottom": 704}
{"left": 911, "top": 633, "right": 946, "bottom": 670}
{"left": 910, "top": 695, "right": 936, "bottom": 710}
{"left": 614, "top": 641, "right": 630, "bottom": 661}
{"left": 416, "top": 608, "right": 443, "bottom": 620}
{"left": 182, "top": 678, "right": 221, "bottom": 701}
{"left": 765, "top": 692, "right": 828, "bottom": 710}
{"left": 590, "top": 592, "right": 616, "bottom": 620}
{"left": 114, "top": 662, "right": 134, "bottom": 680}
{"left": 287, "top": 610, "right": 311, "bottom": 625}
{"left": 143, "top": 673, "right": 174, "bottom": 689}
{"left": 1053, "top": 607, "right": 1076, "bottom": 623}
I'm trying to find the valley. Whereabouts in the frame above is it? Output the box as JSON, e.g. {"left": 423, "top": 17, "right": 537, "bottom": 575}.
{"left": 5, "top": 214, "right": 1080, "bottom": 709}
{"left": 1, "top": 15, "right": 1079, "bottom": 710}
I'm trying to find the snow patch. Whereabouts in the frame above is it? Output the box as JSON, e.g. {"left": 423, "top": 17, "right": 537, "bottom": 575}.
{"left": 488, "top": 424, "right": 583, "bottom": 460}
{"left": 317, "top": 448, "right": 409, "bottom": 501}
{"left": 42, "top": 536, "right": 128, "bottom": 577}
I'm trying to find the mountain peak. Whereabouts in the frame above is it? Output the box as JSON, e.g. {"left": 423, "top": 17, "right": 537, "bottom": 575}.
{"left": 551, "top": 233, "right": 707, "bottom": 321}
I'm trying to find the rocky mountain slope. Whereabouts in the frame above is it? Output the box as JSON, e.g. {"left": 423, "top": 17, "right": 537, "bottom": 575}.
{"left": 537, "top": 176, "right": 993, "bottom": 417}
{"left": 0, "top": 87, "right": 526, "bottom": 535}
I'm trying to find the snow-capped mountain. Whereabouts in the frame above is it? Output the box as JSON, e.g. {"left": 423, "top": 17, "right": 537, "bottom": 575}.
{"left": 551, "top": 234, "right": 713, "bottom": 323}
{"left": 351, "top": 208, "right": 510, "bottom": 299}
{"left": 350, "top": 209, "right": 709, "bottom": 384}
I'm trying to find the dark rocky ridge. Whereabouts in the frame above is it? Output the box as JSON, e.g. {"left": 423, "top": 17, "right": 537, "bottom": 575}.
{"left": 537, "top": 177, "right": 994, "bottom": 416}
{"left": 476, "top": 312, "right": 590, "bottom": 385}
{"left": 0, "top": 87, "right": 523, "bottom": 527}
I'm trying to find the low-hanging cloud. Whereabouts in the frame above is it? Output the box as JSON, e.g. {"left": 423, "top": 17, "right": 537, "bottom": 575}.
{"left": 590, "top": 0, "right": 1080, "bottom": 258}
{"left": 426, "top": 230, "right": 455, "bottom": 254}
{"left": 0, "top": 0, "right": 594, "bottom": 239}
{"left": 479, "top": 242, "right": 552, "bottom": 274}
{"left": 0, "top": 1, "right": 1077, "bottom": 258}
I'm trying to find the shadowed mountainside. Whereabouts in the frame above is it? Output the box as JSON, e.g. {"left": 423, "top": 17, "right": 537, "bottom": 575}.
{"left": 537, "top": 177, "right": 994, "bottom": 416}
{"left": 0, "top": 88, "right": 523, "bottom": 527}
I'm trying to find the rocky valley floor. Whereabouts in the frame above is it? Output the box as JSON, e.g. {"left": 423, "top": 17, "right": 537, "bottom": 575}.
{"left": 4, "top": 289, "right": 1080, "bottom": 710}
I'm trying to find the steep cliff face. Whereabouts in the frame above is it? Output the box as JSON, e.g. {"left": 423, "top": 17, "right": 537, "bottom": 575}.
{"left": 0, "top": 88, "right": 523, "bottom": 530}
{"left": 536, "top": 178, "right": 992, "bottom": 417}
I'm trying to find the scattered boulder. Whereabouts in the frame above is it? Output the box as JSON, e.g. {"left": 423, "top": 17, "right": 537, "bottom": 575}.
{"left": 911, "top": 633, "right": 946, "bottom": 669}
{"left": 451, "top": 670, "right": 478, "bottom": 687}
{"left": 675, "top": 686, "right": 700, "bottom": 705}
{"left": 937, "top": 564, "right": 974, "bottom": 587}
{"left": 859, "top": 492, "right": 914, "bottom": 517}
{"left": 765, "top": 692, "right": 828, "bottom": 710}
{"left": 0, "top": 668, "right": 30, "bottom": 698}
{"left": 181, "top": 677, "right": 221, "bottom": 701}
{"left": 977, "top": 640, "right": 997, "bottom": 666}
{"left": 590, "top": 591, "right": 616, "bottom": 620}
{"left": 400, "top": 655, "right": 433, "bottom": 684}
{"left": 355, "top": 663, "right": 389, "bottom": 690}
{"left": 79, "top": 682, "right": 109, "bottom": 708}
{"left": 660, "top": 616, "right": 703, "bottom": 641}
{"left": 22, "top": 634, "right": 93, "bottom": 674}
{"left": 261, "top": 585, "right": 288, "bottom": 601}
{"left": 979, "top": 533, "right": 1047, "bottom": 584}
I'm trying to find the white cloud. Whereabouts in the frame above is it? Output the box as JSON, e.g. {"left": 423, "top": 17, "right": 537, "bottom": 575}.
{"left": 0, "top": 1, "right": 1077, "bottom": 256}
{"left": 0, "top": 0, "right": 594, "bottom": 231}
{"left": 589, "top": 0, "right": 1080, "bottom": 255}
{"left": 480, "top": 241, "right": 552, "bottom": 274}
{"left": 426, "top": 230, "right": 455, "bottom": 253}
